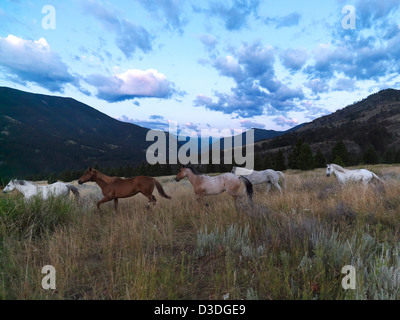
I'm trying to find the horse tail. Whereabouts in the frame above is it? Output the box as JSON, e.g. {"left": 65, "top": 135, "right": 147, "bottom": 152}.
{"left": 153, "top": 179, "right": 172, "bottom": 199}
{"left": 239, "top": 176, "right": 253, "bottom": 203}
{"left": 66, "top": 184, "right": 80, "bottom": 200}
{"left": 277, "top": 171, "right": 286, "bottom": 189}
{"left": 372, "top": 173, "right": 385, "bottom": 185}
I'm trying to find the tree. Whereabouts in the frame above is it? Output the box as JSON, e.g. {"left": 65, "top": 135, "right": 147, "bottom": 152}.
{"left": 254, "top": 154, "right": 263, "bottom": 170}
{"left": 298, "top": 143, "right": 314, "bottom": 170}
{"left": 383, "top": 148, "right": 395, "bottom": 164}
{"left": 288, "top": 139, "right": 303, "bottom": 169}
{"left": 333, "top": 155, "right": 345, "bottom": 167}
{"left": 331, "top": 141, "right": 349, "bottom": 165}
{"left": 263, "top": 153, "right": 273, "bottom": 169}
{"left": 363, "top": 146, "right": 379, "bottom": 164}
{"left": 395, "top": 149, "right": 400, "bottom": 164}
{"left": 273, "top": 149, "right": 287, "bottom": 171}
{"left": 314, "top": 148, "right": 326, "bottom": 168}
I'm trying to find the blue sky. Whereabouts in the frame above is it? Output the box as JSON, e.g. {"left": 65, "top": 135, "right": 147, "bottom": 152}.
{"left": 1, "top": 0, "right": 400, "bottom": 134}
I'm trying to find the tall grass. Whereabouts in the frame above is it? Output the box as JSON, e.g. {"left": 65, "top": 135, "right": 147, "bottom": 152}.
{"left": 1, "top": 166, "right": 400, "bottom": 299}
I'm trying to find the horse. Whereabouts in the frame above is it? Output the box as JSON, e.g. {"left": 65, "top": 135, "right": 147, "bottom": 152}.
{"left": 326, "top": 164, "right": 385, "bottom": 186}
{"left": 2, "top": 179, "right": 80, "bottom": 200}
{"left": 77, "top": 167, "right": 171, "bottom": 211}
{"left": 175, "top": 165, "right": 253, "bottom": 211}
{"left": 231, "top": 166, "right": 286, "bottom": 194}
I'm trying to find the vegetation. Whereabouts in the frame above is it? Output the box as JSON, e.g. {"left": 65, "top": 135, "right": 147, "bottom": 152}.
{"left": 1, "top": 165, "right": 400, "bottom": 299}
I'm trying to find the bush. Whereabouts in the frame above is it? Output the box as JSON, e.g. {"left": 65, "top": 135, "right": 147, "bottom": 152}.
{"left": 0, "top": 195, "right": 79, "bottom": 239}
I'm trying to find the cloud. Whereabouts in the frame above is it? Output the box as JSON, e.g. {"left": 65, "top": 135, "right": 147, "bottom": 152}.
{"left": 196, "top": 34, "right": 219, "bottom": 57}
{"left": 137, "top": 0, "right": 188, "bottom": 32}
{"left": 82, "top": 0, "right": 154, "bottom": 58}
{"left": 213, "top": 55, "right": 244, "bottom": 82}
{"left": 201, "top": 0, "right": 260, "bottom": 31}
{"left": 0, "top": 35, "right": 75, "bottom": 92}
{"left": 118, "top": 114, "right": 169, "bottom": 131}
{"left": 86, "top": 69, "right": 179, "bottom": 102}
{"left": 240, "top": 119, "right": 266, "bottom": 130}
{"left": 333, "top": 78, "right": 357, "bottom": 92}
{"left": 237, "top": 41, "right": 275, "bottom": 77}
{"left": 195, "top": 41, "right": 304, "bottom": 117}
{"left": 352, "top": 0, "right": 400, "bottom": 29}
{"left": 303, "top": 0, "right": 400, "bottom": 87}
{"left": 197, "top": 34, "right": 218, "bottom": 49}
{"left": 116, "top": 20, "right": 154, "bottom": 58}
{"left": 183, "top": 122, "right": 199, "bottom": 131}
{"left": 305, "top": 78, "right": 330, "bottom": 94}
{"left": 272, "top": 116, "right": 298, "bottom": 127}
{"left": 265, "top": 12, "right": 301, "bottom": 28}
{"left": 279, "top": 48, "right": 310, "bottom": 72}
{"left": 300, "top": 100, "right": 330, "bottom": 119}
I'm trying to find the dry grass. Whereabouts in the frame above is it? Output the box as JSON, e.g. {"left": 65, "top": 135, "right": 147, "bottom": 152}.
{"left": 2, "top": 165, "right": 400, "bottom": 299}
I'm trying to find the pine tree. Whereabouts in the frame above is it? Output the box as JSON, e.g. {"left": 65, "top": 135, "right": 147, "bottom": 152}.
{"left": 298, "top": 143, "right": 314, "bottom": 170}
{"left": 288, "top": 139, "right": 303, "bottom": 169}
{"left": 331, "top": 141, "right": 349, "bottom": 165}
{"left": 383, "top": 148, "right": 395, "bottom": 164}
{"left": 363, "top": 146, "right": 379, "bottom": 164}
{"left": 314, "top": 148, "right": 326, "bottom": 168}
{"left": 395, "top": 149, "right": 400, "bottom": 164}
{"left": 273, "top": 150, "right": 286, "bottom": 171}
{"left": 263, "top": 153, "right": 273, "bottom": 169}
{"left": 254, "top": 154, "right": 263, "bottom": 170}
{"left": 333, "top": 155, "right": 345, "bottom": 166}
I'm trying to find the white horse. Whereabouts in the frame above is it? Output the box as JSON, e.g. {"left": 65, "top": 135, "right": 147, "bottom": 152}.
{"left": 326, "top": 164, "right": 385, "bottom": 186}
{"left": 2, "top": 179, "right": 80, "bottom": 200}
{"left": 231, "top": 166, "right": 286, "bottom": 193}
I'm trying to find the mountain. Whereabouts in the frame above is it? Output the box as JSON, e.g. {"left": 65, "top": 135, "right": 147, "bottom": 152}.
{"left": 255, "top": 88, "right": 400, "bottom": 161}
{"left": 237, "top": 125, "right": 304, "bottom": 145}
{"left": 0, "top": 87, "right": 152, "bottom": 179}
{"left": 3, "top": 86, "right": 398, "bottom": 180}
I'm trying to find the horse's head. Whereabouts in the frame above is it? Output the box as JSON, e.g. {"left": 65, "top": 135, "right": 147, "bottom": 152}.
{"left": 326, "top": 164, "right": 332, "bottom": 177}
{"left": 231, "top": 166, "right": 236, "bottom": 174}
{"left": 78, "top": 167, "right": 96, "bottom": 184}
{"left": 2, "top": 179, "right": 16, "bottom": 193}
{"left": 175, "top": 166, "right": 187, "bottom": 182}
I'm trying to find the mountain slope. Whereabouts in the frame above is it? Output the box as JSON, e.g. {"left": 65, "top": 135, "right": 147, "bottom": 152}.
{"left": 0, "top": 87, "right": 151, "bottom": 178}
{"left": 255, "top": 88, "right": 400, "bottom": 159}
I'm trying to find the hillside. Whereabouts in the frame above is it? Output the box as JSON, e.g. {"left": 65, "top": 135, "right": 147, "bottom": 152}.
{"left": 256, "top": 88, "right": 400, "bottom": 160}
{"left": 0, "top": 87, "right": 304, "bottom": 180}
{"left": 0, "top": 87, "right": 151, "bottom": 179}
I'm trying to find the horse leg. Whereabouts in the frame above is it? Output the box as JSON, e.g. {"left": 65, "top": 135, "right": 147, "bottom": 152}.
{"left": 114, "top": 198, "right": 119, "bottom": 211}
{"left": 196, "top": 194, "right": 205, "bottom": 207}
{"left": 273, "top": 182, "right": 282, "bottom": 194}
{"left": 144, "top": 193, "right": 157, "bottom": 209}
{"left": 266, "top": 182, "right": 272, "bottom": 194}
{"left": 97, "top": 196, "right": 113, "bottom": 212}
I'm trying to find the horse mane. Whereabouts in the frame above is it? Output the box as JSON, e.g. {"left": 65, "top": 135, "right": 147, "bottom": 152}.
{"left": 183, "top": 165, "right": 202, "bottom": 175}
{"left": 331, "top": 164, "right": 348, "bottom": 173}
{"left": 93, "top": 169, "right": 121, "bottom": 183}
{"left": 15, "top": 180, "right": 32, "bottom": 186}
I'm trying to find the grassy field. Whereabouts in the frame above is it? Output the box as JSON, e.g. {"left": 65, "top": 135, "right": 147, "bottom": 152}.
{"left": 1, "top": 165, "right": 400, "bottom": 300}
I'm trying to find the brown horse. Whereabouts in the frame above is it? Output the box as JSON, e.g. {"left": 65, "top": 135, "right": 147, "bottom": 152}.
{"left": 175, "top": 165, "right": 253, "bottom": 211}
{"left": 78, "top": 167, "right": 171, "bottom": 211}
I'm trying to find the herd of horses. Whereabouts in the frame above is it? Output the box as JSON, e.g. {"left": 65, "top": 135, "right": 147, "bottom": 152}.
{"left": 1, "top": 163, "right": 386, "bottom": 212}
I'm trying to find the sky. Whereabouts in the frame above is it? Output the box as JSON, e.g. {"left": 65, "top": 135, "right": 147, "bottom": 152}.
{"left": 1, "top": 0, "right": 400, "bottom": 135}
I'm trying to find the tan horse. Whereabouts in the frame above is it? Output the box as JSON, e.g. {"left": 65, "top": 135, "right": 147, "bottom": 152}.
{"left": 175, "top": 165, "right": 253, "bottom": 210}
{"left": 78, "top": 167, "right": 171, "bottom": 211}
